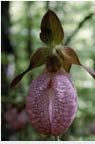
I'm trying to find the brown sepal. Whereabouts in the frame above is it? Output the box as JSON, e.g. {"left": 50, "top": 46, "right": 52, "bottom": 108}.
{"left": 56, "top": 46, "right": 95, "bottom": 79}
{"left": 11, "top": 47, "right": 49, "bottom": 88}
{"left": 40, "top": 10, "right": 64, "bottom": 45}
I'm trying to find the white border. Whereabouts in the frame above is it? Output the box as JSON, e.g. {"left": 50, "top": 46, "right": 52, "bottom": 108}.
{"left": 0, "top": 0, "right": 1, "bottom": 142}
{"left": 1, "top": 141, "right": 95, "bottom": 144}
{"left": 1, "top": 0, "right": 95, "bottom": 143}
{"left": 1, "top": 0, "right": 95, "bottom": 2}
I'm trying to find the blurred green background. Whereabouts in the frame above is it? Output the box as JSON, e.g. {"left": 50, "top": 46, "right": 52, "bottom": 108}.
{"left": 1, "top": 1, "right": 95, "bottom": 141}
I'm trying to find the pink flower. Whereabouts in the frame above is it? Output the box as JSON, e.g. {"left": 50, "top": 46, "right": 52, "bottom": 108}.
{"left": 4, "top": 108, "right": 28, "bottom": 131}
{"left": 26, "top": 70, "right": 77, "bottom": 136}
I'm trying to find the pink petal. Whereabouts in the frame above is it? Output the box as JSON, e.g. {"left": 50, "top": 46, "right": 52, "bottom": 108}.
{"left": 26, "top": 70, "right": 78, "bottom": 136}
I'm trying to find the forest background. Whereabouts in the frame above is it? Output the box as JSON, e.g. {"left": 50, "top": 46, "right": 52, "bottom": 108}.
{"left": 1, "top": 1, "right": 95, "bottom": 141}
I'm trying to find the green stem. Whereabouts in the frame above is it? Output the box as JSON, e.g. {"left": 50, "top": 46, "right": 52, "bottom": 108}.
{"left": 52, "top": 136, "right": 60, "bottom": 141}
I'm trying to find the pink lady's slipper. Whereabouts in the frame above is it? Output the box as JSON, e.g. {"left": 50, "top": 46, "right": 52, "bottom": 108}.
{"left": 11, "top": 10, "right": 95, "bottom": 138}
{"left": 4, "top": 105, "right": 28, "bottom": 131}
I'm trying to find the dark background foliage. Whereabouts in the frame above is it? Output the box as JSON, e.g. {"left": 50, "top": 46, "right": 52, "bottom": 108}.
{"left": 1, "top": 1, "right": 95, "bottom": 140}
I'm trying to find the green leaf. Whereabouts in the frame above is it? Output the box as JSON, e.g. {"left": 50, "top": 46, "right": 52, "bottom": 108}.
{"left": 40, "top": 10, "right": 64, "bottom": 46}
{"left": 56, "top": 46, "right": 95, "bottom": 79}
{"left": 11, "top": 47, "right": 49, "bottom": 88}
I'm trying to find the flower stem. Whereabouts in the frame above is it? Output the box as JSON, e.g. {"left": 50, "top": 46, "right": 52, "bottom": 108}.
{"left": 52, "top": 136, "right": 60, "bottom": 141}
